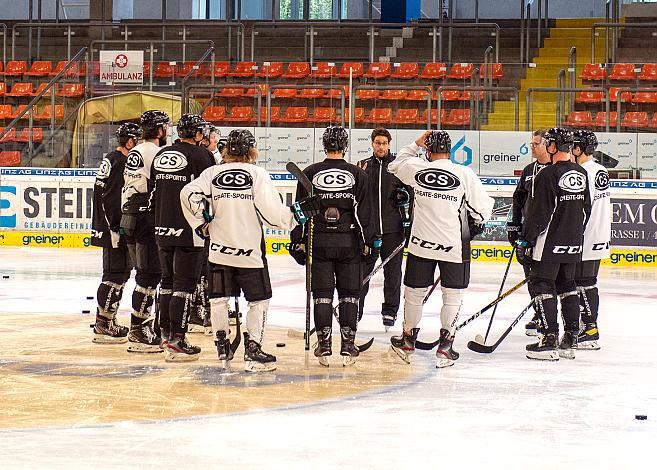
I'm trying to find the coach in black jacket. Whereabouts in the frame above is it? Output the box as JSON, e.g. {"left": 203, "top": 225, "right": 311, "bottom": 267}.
{"left": 356, "top": 127, "right": 412, "bottom": 329}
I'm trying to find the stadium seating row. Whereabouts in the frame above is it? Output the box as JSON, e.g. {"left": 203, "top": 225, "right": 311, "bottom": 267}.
{"left": 0, "top": 82, "right": 84, "bottom": 98}
{"left": 0, "top": 151, "right": 22, "bottom": 166}
{"left": 0, "top": 61, "right": 93, "bottom": 78}
{"left": 580, "top": 63, "right": 657, "bottom": 81}
{"left": 0, "top": 104, "right": 64, "bottom": 121}
{"left": 575, "top": 88, "right": 657, "bottom": 103}
{"left": 564, "top": 111, "right": 657, "bottom": 129}
{"left": 0, "top": 127, "right": 44, "bottom": 142}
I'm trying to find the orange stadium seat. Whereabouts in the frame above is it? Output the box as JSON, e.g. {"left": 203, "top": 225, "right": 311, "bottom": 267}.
{"left": 461, "top": 90, "right": 484, "bottom": 101}
{"left": 25, "top": 61, "right": 52, "bottom": 77}
{"left": 205, "top": 62, "right": 230, "bottom": 78}
{"left": 326, "top": 85, "right": 349, "bottom": 99}
{"left": 36, "top": 104, "right": 64, "bottom": 121}
{"left": 419, "top": 62, "right": 447, "bottom": 79}
{"left": 4, "top": 61, "right": 27, "bottom": 77}
{"left": 579, "top": 64, "right": 606, "bottom": 81}
{"left": 365, "top": 107, "right": 392, "bottom": 124}
{"left": 621, "top": 111, "right": 649, "bottom": 128}
{"left": 154, "top": 62, "right": 178, "bottom": 78}
{"left": 393, "top": 108, "right": 419, "bottom": 125}
{"left": 608, "top": 63, "right": 637, "bottom": 81}
{"left": 447, "top": 63, "right": 474, "bottom": 79}
{"left": 58, "top": 83, "right": 84, "bottom": 98}
{"left": 364, "top": 62, "right": 391, "bottom": 79}
{"left": 177, "top": 61, "right": 206, "bottom": 78}
{"left": 419, "top": 108, "right": 447, "bottom": 125}
{"left": 0, "top": 128, "right": 16, "bottom": 142}
{"left": 609, "top": 87, "right": 633, "bottom": 103}
{"left": 256, "top": 62, "right": 283, "bottom": 79}
{"left": 444, "top": 108, "right": 470, "bottom": 126}
{"left": 345, "top": 107, "right": 365, "bottom": 124}
{"left": 6, "top": 82, "right": 33, "bottom": 97}
{"left": 336, "top": 62, "right": 364, "bottom": 79}
{"left": 226, "top": 106, "right": 253, "bottom": 123}
{"left": 203, "top": 106, "right": 226, "bottom": 123}
{"left": 593, "top": 111, "right": 618, "bottom": 127}
{"left": 273, "top": 88, "right": 297, "bottom": 99}
{"left": 142, "top": 61, "right": 151, "bottom": 78}
{"left": 441, "top": 90, "right": 460, "bottom": 101}
{"left": 262, "top": 106, "right": 281, "bottom": 123}
{"left": 480, "top": 63, "right": 503, "bottom": 79}
{"left": 633, "top": 91, "right": 657, "bottom": 103}
{"left": 0, "top": 62, "right": 3, "bottom": 74}
{"left": 311, "top": 107, "right": 338, "bottom": 123}
{"left": 229, "top": 62, "right": 257, "bottom": 78}
{"left": 298, "top": 88, "right": 325, "bottom": 99}
{"left": 49, "top": 61, "right": 67, "bottom": 76}
{"left": 576, "top": 90, "right": 604, "bottom": 103}
{"left": 309, "top": 62, "right": 336, "bottom": 79}
{"left": 380, "top": 89, "right": 407, "bottom": 100}
{"left": 245, "top": 84, "right": 269, "bottom": 98}
{"left": 282, "top": 106, "right": 309, "bottom": 123}
{"left": 31, "top": 83, "right": 58, "bottom": 97}
{"left": 282, "top": 62, "right": 311, "bottom": 79}
{"left": 9, "top": 105, "right": 34, "bottom": 120}
{"left": 355, "top": 89, "right": 380, "bottom": 100}
{"left": 648, "top": 114, "right": 657, "bottom": 129}
{"left": 216, "top": 87, "right": 245, "bottom": 98}
{"left": 0, "top": 105, "right": 12, "bottom": 119}
{"left": 15, "top": 127, "right": 44, "bottom": 142}
{"left": 0, "top": 151, "right": 21, "bottom": 166}
{"left": 391, "top": 62, "right": 419, "bottom": 79}
{"left": 406, "top": 89, "right": 431, "bottom": 101}
{"left": 564, "top": 111, "right": 593, "bottom": 127}
{"left": 639, "top": 63, "right": 657, "bottom": 82}
{"left": 0, "top": 82, "right": 5, "bottom": 96}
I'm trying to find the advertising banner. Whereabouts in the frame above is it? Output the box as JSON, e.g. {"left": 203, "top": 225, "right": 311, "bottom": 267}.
{"left": 478, "top": 131, "right": 532, "bottom": 176}
{"left": 99, "top": 50, "right": 144, "bottom": 85}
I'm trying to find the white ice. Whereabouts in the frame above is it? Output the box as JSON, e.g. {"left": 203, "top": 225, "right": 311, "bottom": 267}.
{"left": 0, "top": 247, "right": 656, "bottom": 469}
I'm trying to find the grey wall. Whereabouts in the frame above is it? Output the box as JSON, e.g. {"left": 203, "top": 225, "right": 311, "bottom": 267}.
{"left": 453, "top": 0, "right": 606, "bottom": 19}
{"left": 0, "top": 0, "right": 89, "bottom": 19}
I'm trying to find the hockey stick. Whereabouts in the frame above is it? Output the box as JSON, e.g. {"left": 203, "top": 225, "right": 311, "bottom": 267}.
{"left": 467, "top": 299, "right": 534, "bottom": 354}
{"left": 423, "top": 275, "right": 442, "bottom": 305}
{"left": 361, "top": 240, "right": 405, "bottom": 287}
{"left": 483, "top": 246, "right": 515, "bottom": 343}
{"left": 415, "top": 277, "right": 528, "bottom": 350}
{"left": 229, "top": 297, "right": 241, "bottom": 354}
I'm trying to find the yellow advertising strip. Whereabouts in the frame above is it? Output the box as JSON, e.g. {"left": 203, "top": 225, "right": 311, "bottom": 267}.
{"left": 2, "top": 232, "right": 656, "bottom": 268}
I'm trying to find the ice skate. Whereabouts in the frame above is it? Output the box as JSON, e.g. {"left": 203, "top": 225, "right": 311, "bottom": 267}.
{"left": 244, "top": 333, "right": 276, "bottom": 372}
{"left": 525, "top": 317, "right": 540, "bottom": 336}
{"left": 389, "top": 328, "right": 419, "bottom": 364}
{"left": 314, "top": 326, "right": 332, "bottom": 367}
{"left": 340, "top": 326, "right": 359, "bottom": 367}
{"left": 165, "top": 334, "right": 201, "bottom": 362}
{"left": 159, "top": 328, "right": 169, "bottom": 350}
{"left": 215, "top": 330, "right": 234, "bottom": 369}
{"left": 435, "top": 329, "right": 459, "bottom": 368}
{"left": 577, "top": 322, "right": 600, "bottom": 350}
{"left": 127, "top": 318, "right": 161, "bottom": 353}
{"left": 91, "top": 312, "right": 128, "bottom": 344}
{"left": 526, "top": 332, "right": 559, "bottom": 361}
{"left": 382, "top": 313, "right": 396, "bottom": 332}
{"left": 187, "top": 307, "right": 206, "bottom": 333}
{"left": 558, "top": 331, "right": 577, "bottom": 359}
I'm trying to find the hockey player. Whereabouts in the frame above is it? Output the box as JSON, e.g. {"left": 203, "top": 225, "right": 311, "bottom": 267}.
{"left": 289, "top": 126, "right": 377, "bottom": 367}
{"left": 517, "top": 127, "right": 592, "bottom": 361}
{"left": 180, "top": 129, "right": 320, "bottom": 371}
{"left": 120, "top": 110, "right": 170, "bottom": 352}
{"left": 199, "top": 124, "right": 225, "bottom": 164}
{"left": 150, "top": 114, "right": 215, "bottom": 362}
{"left": 388, "top": 131, "right": 494, "bottom": 368}
{"left": 572, "top": 130, "right": 610, "bottom": 350}
{"left": 356, "top": 127, "right": 411, "bottom": 329}
{"left": 507, "top": 129, "right": 551, "bottom": 336}
{"left": 90, "top": 123, "right": 141, "bottom": 343}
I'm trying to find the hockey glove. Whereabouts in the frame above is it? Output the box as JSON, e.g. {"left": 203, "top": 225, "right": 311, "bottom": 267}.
{"left": 363, "top": 236, "right": 383, "bottom": 262}
{"left": 468, "top": 215, "right": 485, "bottom": 240}
{"left": 289, "top": 242, "right": 307, "bottom": 266}
{"left": 195, "top": 222, "right": 210, "bottom": 240}
{"left": 291, "top": 195, "right": 321, "bottom": 225}
{"left": 515, "top": 238, "right": 534, "bottom": 267}
{"left": 507, "top": 222, "right": 522, "bottom": 246}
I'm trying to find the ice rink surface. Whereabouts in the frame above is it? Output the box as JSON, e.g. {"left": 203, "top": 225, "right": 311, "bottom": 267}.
{"left": 0, "top": 246, "right": 655, "bottom": 469}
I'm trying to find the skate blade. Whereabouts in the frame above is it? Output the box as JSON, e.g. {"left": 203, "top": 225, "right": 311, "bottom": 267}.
{"left": 525, "top": 329, "right": 538, "bottom": 337}
{"left": 390, "top": 345, "right": 411, "bottom": 365}
{"left": 92, "top": 334, "right": 128, "bottom": 344}
{"left": 318, "top": 356, "right": 330, "bottom": 368}
{"left": 164, "top": 350, "right": 200, "bottom": 362}
{"left": 218, "top": 359, "right": 232, "bottom": 370}
{"left": 127, "top": 342, "right": 162, "bottom": 353}
{"left": 525, "top": 350, "right": 560, "bottom": 361}
{"left": 342, "top": 356, "right": 356, "bottom": 367}
{"left": 187, "top": 324, "right": 205, "bottom": 334}
{"left": 435, "top": 358, "right": 454, "bottom": 369}
{"left": 577, "top": 340, "right": 600, "bottom": 350}
{"left": 558, "top": 349, "right": 576, "bottom": 360}
{"left": 244, "top": 361, "right": 277, "bottom": 372}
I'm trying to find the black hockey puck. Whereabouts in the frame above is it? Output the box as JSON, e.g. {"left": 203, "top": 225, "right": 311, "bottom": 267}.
{"left": 276, "top": 342, "right": 286, "bottom": 348}
{"left": 86, "top": 296, "right": 94, "bottom": 300}
{"left": 82, "top": 309, "right": 91, "bottom": 314}
{"left": 635, "top": 415, "right": 647, "bottom": 420}
{"left": 2, "top": 275, "right": 9, "bottom": 279}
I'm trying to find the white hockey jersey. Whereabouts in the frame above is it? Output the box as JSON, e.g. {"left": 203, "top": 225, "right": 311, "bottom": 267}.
{"left": 388, "top": 142, "right": 494, "bottom": 263}
{"left": 121, "top": 141, "right": 162, "bottom": 209}
{"left": 180, "top": 162, "right": 298, "bottom": 268}
{"left": 581, "top": 159, "right": 611, "bottom": 260}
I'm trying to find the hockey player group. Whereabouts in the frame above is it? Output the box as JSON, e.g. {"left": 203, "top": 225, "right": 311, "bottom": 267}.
{"left": 90, "top": 109, "right": 609, "bottom": 371}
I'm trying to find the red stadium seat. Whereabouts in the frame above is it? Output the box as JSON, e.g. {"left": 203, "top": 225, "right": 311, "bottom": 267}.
{"left": 142, "top": 61, "right": 151, "bottom": 78}
{"left": 380, "top": 89, "right": 408, "bottom": 101}
{"left": 4, "top": 61, "right": 27, "bottom": 77}
{"left": 57, "top": 83, "right": 84, "bottom": 98}
{"left": 203, "top": 106, "right": 226, "bottom": 123}
{"left": 272, "top": 88, "right": 297, "bottom": 99}
{"left": 406, "top": 89, "right": 431, "bottom": 101}
{"left": 226, "top": 106, "right": 253, "bottom": 123}
{"left": 0, "top": 105, "right": 12, "bottom": 119}
{"left": 579, "top": 63, "right": 606, "bottom": 81}
{"left": 216, "top": 87, "right": 245, "bottom": 98}
{"left": 311, "top": 107, "right": 338, "bottom": 123}
{"left": 443, "top": 108, "right": 471, "bottom": 126}
{"left": 0, "top": 62, "right": 3, "bottom": 74}
{"left": 298, "top": 88, "right": 326, "bottom": 100}
{"left": 393, "top": 108, "right": 419, "bottom": 124}
{"left": 621, "top": 111, "right": 649, "bottom": 128}
{"left": 6, "top": 82, "right": 34, "bottom": 97}
{"left": 31, "top": 83, "right": 57, "bottom": 97}
{"left": 326, "top": 85, "right": 350, "bottom": 99}
{"left": 0, "top": 151, "right": 21, "bottom": 166}
{"left": 50, "top": 60, "right": 81, "bottom": 77}
{"left": 365, "top": 107, "right": 392, "bottom": 124}
{"left": 205, "top": 62, "right": 230, "bottom": 78}
{"left": 418, "top": 108, "right": 447, "bottom": 125}
{"left": 245, "top": 84, "right": 269, "bottom": 98}
{"left": 0, "top": 127, "right": 16, "bottom": 142}
{"left": 447, "top": 63, "right": 474, "bottom": 79}
{"left": 639, "top": 63, "right": 657, "bottom": 82}
{"left": 154, "top": 62, "right": 178, "bottom": 78}
{"left": 345, "top": 107, "right": 365, "bottom": 124}
{"left": 633, "top": 91, "right": 657, "bottom": 103}
{"left": 9, "top": 105, "right": 35, "bottom": 120}
{"left": 480, "top": 63, "right": 503, "bottom": 79}
{"left": 282, "top": 106, "right": 309, "bottom": 123}
{"left": 282, "top": 62, "right": 311, "bottom": 79}
{"left": 575, "top": 90, "right": 604, "bottom": 103}
{"left": 460, "top": 90, "right": 484, "bottom": 101}
{"left": 355, "top": 89, "right": 380, "bottom": 100}
{"left": 608, "top": 63, "right": 637, "bottom": 81}
{"left": 177, "top": 61, "right": 206, "bottom": 78}
{"left": 256, "top": 62, "right": 284, "bottom": 79}
{"left": 609, "top": 87, "right": 633, "bottom": 103}
{"left": 229, "top": 62, "right": 257, "bottom": 78}
{"left": 309, "top": 62, "right": 336, "bottom": 79}
{"left": 593, "top": 111, "right": 618, "bottom": 127}
{"left": 15, "top": 127, "right": 44, "bottom": 142}
{"left": 336, "top": 62, "right": 364, "bottom": 79}
{"left": 262, "top": 106, "right": 281, "bottom": 123}
{"left": 25, "top": 61, "right": 52, "bottom": 77}
{"left": 391, "top": 62, "right": 419, "bottom": 79}
{"left": 0, "top": 82, "right": 5, "bottom": 97}
{"left": 648, "top": 113, "right": 657, "bottom": 129}
{"left": 564, "top": 111, "right": 593, "bottom": 127}
{"left": 364, "top": 62, "right": 391, "bottom": 79}
{"left": 35, "top": 104, "right": 64, "bottom": 121}
{"left": 441, "top": 90, "right": 460, "bottom": 101}
{"left": 419, "top": 62, "right": 447, "bottom": 79}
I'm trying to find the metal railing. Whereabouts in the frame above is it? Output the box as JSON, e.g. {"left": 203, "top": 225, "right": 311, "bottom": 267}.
{"left": 591, "top": 22, "right": 657, "bottom": 64}
{"left": 268, "top": 84, "right": 347, "bottom": 127}
{"left": 556, "top": 69, "right": 566, "bottom": 125}
{"left": 526, "top": 87, "right": 610, "bottom": 131}
{"left": 351, "top": 84, "right": 433, "bottom": 130}
{"left": 437, "top": 85, "right": 520, "bottom": 131}
{"left": 520, "top": 0, "right": 550, "bottom": 66}
{"left": 566, "top": 47, "right": 577, "bottom": 114}
{"left": 1, "top": 23, "right": 6, "bottom": 66}
{"left": 613, "top": 87, "right": 657, "bottom": 132}
{"left": 184, "top": 84, "right": 264, "bottom": 126}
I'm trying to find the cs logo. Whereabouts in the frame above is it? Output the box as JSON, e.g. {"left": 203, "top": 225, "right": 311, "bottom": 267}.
{"left": 450, "top": 135, "right": 473, "bottom": 166}
{"left": 0, "top": 186, "right": 17, "bottom": 228}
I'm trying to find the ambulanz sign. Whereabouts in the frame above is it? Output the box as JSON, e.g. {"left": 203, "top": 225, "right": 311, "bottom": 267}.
{"left": 99, "top": 51, "right": 144, "bottom": 84}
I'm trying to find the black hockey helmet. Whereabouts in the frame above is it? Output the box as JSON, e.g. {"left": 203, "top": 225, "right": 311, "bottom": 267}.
{"left": 572, "top": 129, "right": 598, "bottom": 155}
{"left": 227, "top": 129, "right": 256, "bottom": 156}
{"left": 115, "top": 122, "right": 142, "bottom": 144}
{"left": 177, "top": 113, "right": 209, "bottom": 139}
{"left": 140, "top": 110, "right": 170, "bottom": 134}
{"left": 544, "top": 127, "right": 574, "bottom": 154}
{"left": 425, "top": 130, "right": 451, "bottom": 154}
{"left": 322, "top": 126, "right": 349, "bottom": 152}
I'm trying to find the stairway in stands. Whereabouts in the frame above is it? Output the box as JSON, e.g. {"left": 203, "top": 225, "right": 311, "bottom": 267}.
{"left": 484, "top": 18, "right": 608, "bottom": 131}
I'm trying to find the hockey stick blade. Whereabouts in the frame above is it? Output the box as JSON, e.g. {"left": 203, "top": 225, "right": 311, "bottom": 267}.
{"left": 415, "top": 339, "right": 440, "bottom": 350}
{"left": 286, "top": 162, "right": 313, "bottom": 193}
{"left": 229, "top": 298, "right": 241, "bottom": 354}
{"left": 356, "top": 337, "right": 375, "bottom": 353}
{"left": 467, "top": 300, "right": 534, "bottom": 354}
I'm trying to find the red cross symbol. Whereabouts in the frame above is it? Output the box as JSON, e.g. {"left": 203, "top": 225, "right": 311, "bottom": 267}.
{"left": 115, "top": 54, "right": 128, "bottom": 68}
